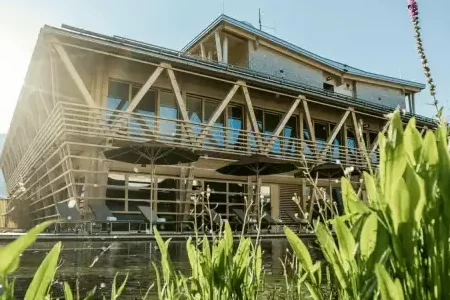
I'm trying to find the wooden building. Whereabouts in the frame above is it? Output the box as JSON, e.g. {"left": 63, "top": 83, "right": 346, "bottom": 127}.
{"left": 0, "top": 15, "right": 434, "bottom": 229}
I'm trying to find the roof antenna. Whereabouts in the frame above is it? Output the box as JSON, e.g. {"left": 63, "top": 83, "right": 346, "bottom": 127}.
{"left": 258, "top": 9, "right": 276, "bottom": 33}
{"left": 259, "top": 8, "right": 262, "bottom": 30}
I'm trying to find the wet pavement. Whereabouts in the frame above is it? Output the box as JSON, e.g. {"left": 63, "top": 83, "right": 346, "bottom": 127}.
{"left": 6, "top": 238, "right": 321, "bottom": 299}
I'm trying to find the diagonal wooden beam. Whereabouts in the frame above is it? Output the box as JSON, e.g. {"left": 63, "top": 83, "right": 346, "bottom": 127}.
{"left": 319, "top": 109, "right": 351, "bottom": 160}
{"left": 53, "top": 43, "right": 96, "bottom": 108}
{"left": 196, "top": 82, "right": 240, "bottom": 145}
{"left": 263, "top": 96, "right": 304, "bottom": 153}
{"left": 302, "top": 100, "right": 317, "bottom": 155}
{"left": 241, "top": 83, "right": 264, "bottom": 152}
{"left": 370, "top": 120, "right": 390, "bottom": 153}
{"left": 351, "top": 111, "right": 368, "bottom": 153}
{"left": 214, "top": 31, "right": 223, "bottom": 62}
{"left": 163, "top": 63, "right": 190, "bottom": 123}
{"left": 127, "top": 65, "right": 164, "bottom": 113}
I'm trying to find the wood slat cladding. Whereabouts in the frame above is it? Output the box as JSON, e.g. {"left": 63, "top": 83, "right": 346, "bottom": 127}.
{"left": 279, "top": 184, "right": 301, "bottom": 223}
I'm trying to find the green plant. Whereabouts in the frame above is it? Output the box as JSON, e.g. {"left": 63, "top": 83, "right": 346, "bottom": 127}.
{"left": 153, "top": 221, "right": 264, "bottom": 300}
{"left": 0, "top": 221, "right": 128, "bottom": 300}
{"left": 284, "top": 111, "right": 450, "bottom": 300}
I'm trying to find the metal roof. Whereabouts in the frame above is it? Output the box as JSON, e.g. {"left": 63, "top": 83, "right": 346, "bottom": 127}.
{"left": 182, "top": 14, "right": 426, "bottom": 89}
{"left": 42, "top": 25, "right": 436, "bottom": 126}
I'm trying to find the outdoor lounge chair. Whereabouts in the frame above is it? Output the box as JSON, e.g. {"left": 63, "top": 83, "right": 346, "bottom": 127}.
{"left": 285, "top": 210, "right": 309, "bottom": 225}
{"left": 89, "top": 202, "right": 144, "bottom": 233}
{"left": 55, "top": 202, "right": 89, "bottom": 233}
{"left": 138, "top": 206, "right": 195, "bottom": 232}
{"left": 232, "top": 208, "right": 257, "bottom": 232}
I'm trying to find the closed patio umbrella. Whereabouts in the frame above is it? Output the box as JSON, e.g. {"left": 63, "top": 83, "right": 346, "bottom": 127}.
{"left": 216, "top": 154, "right": 297, "bottom": 218}
{"left": 104, "top": 140, "right": 200, "bottom": 233}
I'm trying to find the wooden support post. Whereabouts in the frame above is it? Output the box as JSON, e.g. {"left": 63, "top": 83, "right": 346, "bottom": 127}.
{"left": 197, "top": 82, "right": 240, "bottom": 145}
{"left": 222, "top": 35, "right": 228, "bottom": 64}
{"left": 370, "top": 120, "right": 390, "bottom": 153}
{"left": 163, "top": 63, "right": 190, "bottom": 124}
{"left": 241, "top": 83, "right": 264, "bottom": 153}
{"left": 207, "top": 51, "right": 212, "bottom": 60}
{"left": 412, "top": 93, "right": 416, "bottom": 114}
{"left": 200, "top": 43, "right": 206, "bottom": 59}
{"left": 301, "top": 100, "right": 317, "bottom": 156}
{"left": 264, "top": 96, "right": 303, "bottom": 153}
{"left": 351, "top": 111, "right": 368, "bottom": 166}
{"left": 320, "top": 109, "right": 351, "bottom": 160}
{"left": 127, "top": 65, "right": 164, "bottom": 113}
{"left": 214, "top": 31, "right": 223, "bottom": 62}
{"left": 53, "top": 43, "right": 96, "bottom": 108}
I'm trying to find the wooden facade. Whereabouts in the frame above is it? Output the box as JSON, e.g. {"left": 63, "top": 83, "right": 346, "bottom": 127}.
{"left": 0, "top": 17, "right": 433, "bottom": 229}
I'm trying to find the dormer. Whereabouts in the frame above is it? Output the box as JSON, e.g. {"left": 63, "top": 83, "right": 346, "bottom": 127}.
{"left": 182, "top": 15, "right": 425, "bottom": 113}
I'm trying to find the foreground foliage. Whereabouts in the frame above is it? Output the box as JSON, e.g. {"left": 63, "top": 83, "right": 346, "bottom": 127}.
{"left": 285, "top": 111, "right": 450, "bottom": 299}
{"left": 153, "top": 222, "right": 264, "bottom": 300}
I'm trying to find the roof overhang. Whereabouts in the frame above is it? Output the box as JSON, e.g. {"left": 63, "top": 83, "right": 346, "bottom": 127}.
{"left": 39, "top": 25, "right": 435, "bottom": 127}
{"left": 182, "top": 14, "right": 426, "bottom": 92}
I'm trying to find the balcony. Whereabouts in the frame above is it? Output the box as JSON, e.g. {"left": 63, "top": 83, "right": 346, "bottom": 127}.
{"left": 60, "top": 102, "right": 377, "bottom": 168}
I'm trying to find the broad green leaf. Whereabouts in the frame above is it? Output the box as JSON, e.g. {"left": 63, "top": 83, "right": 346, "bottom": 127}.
{"left": 360, "top": 213, "right": 378, "bottom": 260}
{"left": 375, "top": 264, "right": 404, "bottom": 300}
{"left": 0, "top": 220, "right": 54, "bottom": 275}
{"left": 111, "top": 272, "right": 128, "bottom": 299}
{"left": 82, "top": 286, "right": 97, "bottom": 300}
{"left": 315, "top": 223, "right": 347, "bottom": 289}
{"left": 435, "top": 124, "right": 450, "bottom": 219}
{"left": 403, "top": 118, "right": 422, "bottom": 165}
{"left": 255, "top": 245, "right": 262, "bottom": 282}
{"left": 304, "top": 282, "right": 322, "bottom": 300}
{"left": 363, "top": 172, "right": 378, "bottom": 206}
{"left": 334, "top": 218, "right": 356, "bottom": 270}
{"left": 420, "top": 131, "right": 439, "bottom": 166}
{"left": 389, "top": 178, "right": 410, "bottom": 232}
{"left": 64, "top": 282, "right": 74, "bottom": 300}
{"left": 403, "top": 164, "right": 425, "bottom": 225}
{"left": 284, "top": 226, "right": 313, "bottom": 271}
{"left": 24, "top": 241, "right": 61, "bottom": 300}
{"left": 341, "top": 177, "right": 369, "bottom": 216}
{"left": 379, "top": 112, "right": 406, "bottom": 201}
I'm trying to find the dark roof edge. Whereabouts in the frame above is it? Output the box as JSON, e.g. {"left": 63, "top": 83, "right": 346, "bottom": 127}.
{"left": 42, "top": 25, "right": 436, "bottom": 127}
{"left": 181, "top": 14, "right": 425, "bottom": 90}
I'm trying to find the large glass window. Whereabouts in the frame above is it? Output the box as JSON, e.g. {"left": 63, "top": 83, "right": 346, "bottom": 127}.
{"left": 159, "top": 91, "right": 178, "bottom": 139}
{"left": 187, "top": 96, "right": 203, "bottom": 136}
{"left": 303, "top": 121, "right": 313, "bottom": 157}
{"left": 205, "top": 181, "right": 227, "bottom": 214}
{"left": 264, "top": 112, "right": 281, "bottom": 154}
{"left": 105, "top": 173, "right": 126, "bottom": 212}
{"left": 204, "top": 101, "right": 225, "bottom": 146}
{"left": 107, "top": 81, "right": 129, "bottom": 123}
{"left": 314, "top": 122, "right": 328, "bottom": 152}
{"left": 227, "top": 106, "right": 244, "bottom": 149}
{"left": 283, "top": 116, "right": 298, "bottom": 155}
{"left": 130, "top": 86, "right": 157, "bottom": 136}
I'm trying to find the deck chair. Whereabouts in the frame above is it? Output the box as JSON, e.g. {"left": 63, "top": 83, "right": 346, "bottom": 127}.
{"left": 232, "top": 208, "right": 257, "bottom": 232}
{"left": 55, "top": 202, "right": 87, "bottom": 233}
{"left": 138, "top": 206, "right": 168, "bottom": 230}
{"left": 285, "top": 210, "right": 309, "bottom": 225}
{"left": 89, "top": 202, "right": 118, "bottom": 233}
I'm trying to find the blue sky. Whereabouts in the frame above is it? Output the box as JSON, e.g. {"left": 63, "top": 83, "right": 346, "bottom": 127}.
{"left": 0, "top": 0, "right": 448, "bottom": 132}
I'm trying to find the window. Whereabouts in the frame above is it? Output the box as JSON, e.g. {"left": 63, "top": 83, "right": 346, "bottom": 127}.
{"left": 107, "top": 81, "right": 129, "bottom": 122}
{"left": 314, "top": 122, "right": 328, "bottom": 151}
{"left": 204, "top": 101, "right": 225, "bottom": 146}
{"left": 323, "top": 83, "right": 334, "bottom": 92}
{"left": 250, "top": 109, "right": 290, "bottom": 154}
{"left": 187, "top": 96, "right": 203, "bottom": 136}
{"left": 159, "top": 91, "right": 178, "bottom": 138}
{"left": 130, "top": 86, "right": 157, "bottom": 135}
{"left": 283, "top": 116, "right": 298, "bottom": 155}
{"left": 227, "top": 106, "right": 244, "bottom": 149}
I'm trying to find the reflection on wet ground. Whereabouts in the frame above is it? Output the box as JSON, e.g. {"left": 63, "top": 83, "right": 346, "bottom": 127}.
{"left": 6, "top": 238, "right": 321, "bottom": 299}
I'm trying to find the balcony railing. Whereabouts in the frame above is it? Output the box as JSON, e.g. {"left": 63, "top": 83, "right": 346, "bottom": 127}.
{"left": 60, "top": 102, "right": 378, "bottom": 168}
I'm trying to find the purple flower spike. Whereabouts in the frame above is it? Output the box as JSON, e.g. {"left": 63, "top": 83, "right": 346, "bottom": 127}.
{"left": 407, "top": 0, "right": 419, "bottom": 18}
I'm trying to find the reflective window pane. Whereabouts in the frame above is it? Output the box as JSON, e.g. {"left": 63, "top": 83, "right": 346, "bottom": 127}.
{"left": 159, "top": 92, "right": 178, "bottom": 138}
{"left": 227, "top": 106, "right": 243, "bottom": 149}
{"left": 107, "top": 81, "right": 129, "bottom": 123}
{"left": 204, "top": 101, "right": 224, "bottom": 146}
{"left": 187, "top": 96, "right": 202, "bottom": 136}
